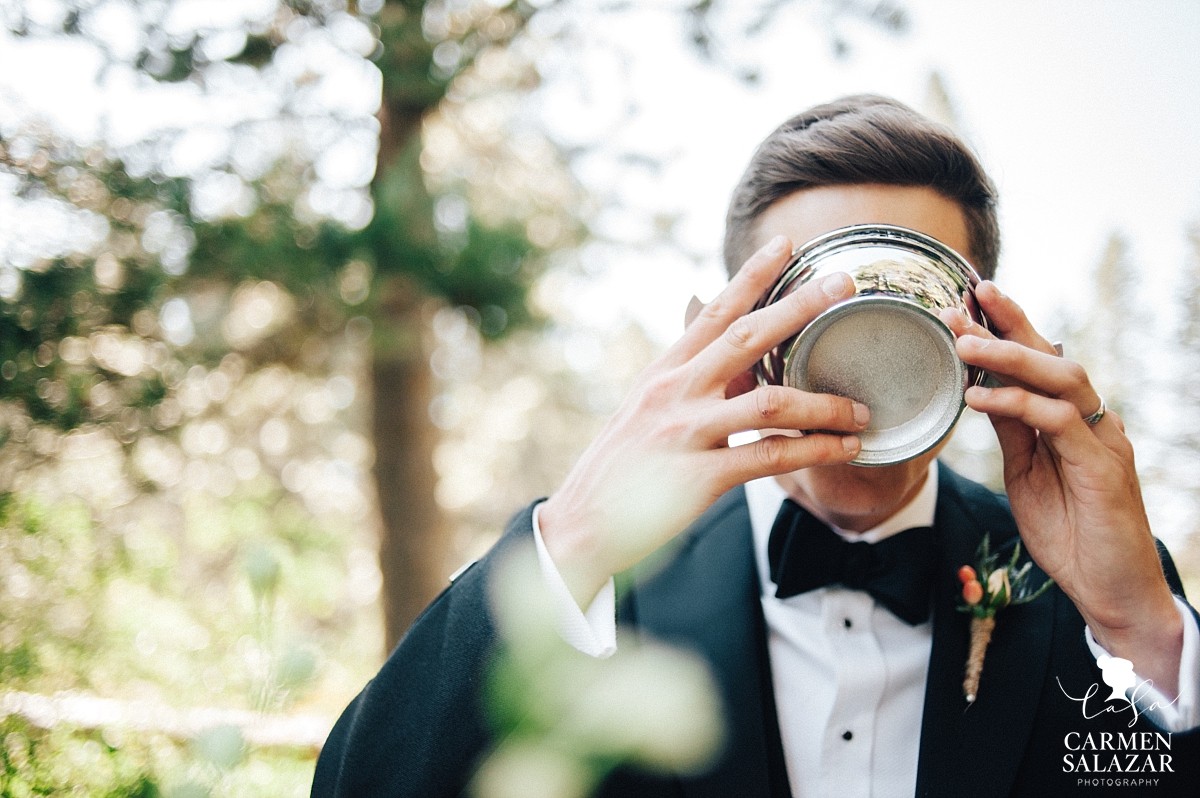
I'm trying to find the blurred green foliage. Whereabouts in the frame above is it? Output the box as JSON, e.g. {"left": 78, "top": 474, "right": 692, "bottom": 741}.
{"left": 0, "top": 476, "right": 348, "bottom": 701}
{"left": 1, "top": 718, "right": 159, "bottom": 798}
{"left": 0, "top": 150, "right": 184, "bottom": 433}
{"left": 0, "top": 492, "right": 111, "bottom": 691}
{"left": 0, "top": 714, "right": 323, "bottom": 797}
{"left": 0, "top": 455, "right": 370, "bottom": 791}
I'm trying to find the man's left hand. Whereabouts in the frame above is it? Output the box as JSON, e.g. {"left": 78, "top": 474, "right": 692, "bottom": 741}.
{"left": 942, "top": 281, "right": 1183, "bottom": 698}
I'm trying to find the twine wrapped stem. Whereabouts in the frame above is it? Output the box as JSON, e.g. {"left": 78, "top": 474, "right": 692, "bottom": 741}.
{"left": 963, "top": 615, "right": 995, "bottom": 703}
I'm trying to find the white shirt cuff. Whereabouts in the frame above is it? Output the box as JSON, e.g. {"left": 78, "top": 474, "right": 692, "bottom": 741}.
{"left": 531, "top": 502, "right": 618, "bottom": 659}
{"left": 1085, "top": 595, "right": 1200, "bottom": 732}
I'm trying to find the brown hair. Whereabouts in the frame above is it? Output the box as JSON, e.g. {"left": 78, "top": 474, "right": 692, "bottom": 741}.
{"left": 723, "top": 95, "right": 1000, "bottom": 279}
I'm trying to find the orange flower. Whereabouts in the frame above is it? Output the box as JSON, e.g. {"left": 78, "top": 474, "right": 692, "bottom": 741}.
{"left": 962, "top": 579, "right": 983, "bottom": 605}
{"left": 957, "top": 565, "right": 976, "bottom": 584}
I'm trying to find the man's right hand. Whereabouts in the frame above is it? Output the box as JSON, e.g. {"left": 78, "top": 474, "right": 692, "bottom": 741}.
{"left": 537, "top": 234, "right": 871, "bottom": 607}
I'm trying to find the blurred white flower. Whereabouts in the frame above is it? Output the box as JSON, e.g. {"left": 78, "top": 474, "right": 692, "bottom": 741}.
{"left": 479, "top": 545, "right": 723, "bottom": 795}
{"left": 474, "top": 743, "right": 590, "bottom": 798}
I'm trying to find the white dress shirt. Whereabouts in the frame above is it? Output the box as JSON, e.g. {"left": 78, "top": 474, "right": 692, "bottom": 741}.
{"left": 745, "top": 464, "right": 939, "bottom": 798}
{"left": 530, "top": 462, "right": 1200, "bottom": 797}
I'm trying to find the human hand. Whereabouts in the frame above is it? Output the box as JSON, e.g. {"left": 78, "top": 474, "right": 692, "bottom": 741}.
{"left": 538, "top": 235, "right": 871, "bottom": 606}
{"left": 942, "top": 282, "right": 1183, "bottom": 696}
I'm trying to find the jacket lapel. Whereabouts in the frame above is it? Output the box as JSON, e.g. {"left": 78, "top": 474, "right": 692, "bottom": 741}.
{"left": 624, "top": 486, "right": 780, "bottom": 798}
{"left": 915, "top": 464, "right": 1057, "bottom": 798}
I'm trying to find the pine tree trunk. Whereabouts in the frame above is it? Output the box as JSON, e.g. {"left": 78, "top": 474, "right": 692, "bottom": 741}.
{"left": 371, "top": 279, "right": 445, "bottom": 653}
{"left": 369, "top": 40, "right": 446, "bottom": 648}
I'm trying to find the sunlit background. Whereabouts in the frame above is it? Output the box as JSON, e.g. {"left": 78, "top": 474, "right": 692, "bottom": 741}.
{"left": 1, "top": 0, "right": 1198, "bottom": 795}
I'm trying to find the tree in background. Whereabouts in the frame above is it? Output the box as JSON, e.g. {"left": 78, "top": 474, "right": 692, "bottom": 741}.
{"left": 181, "top": 0, "right": 585, "bottom": 650}
{"left": 1, "top": 0, "right": 584, "bottom": 652}
{"left": 1069, "top": 233, "right": 1149, "bottom": 426}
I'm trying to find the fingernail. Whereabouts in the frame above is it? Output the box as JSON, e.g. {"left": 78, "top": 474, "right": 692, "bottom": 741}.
{"left": 960, "top": 334, "right": 989, "bottom": 350}
{"left": 852, "top": 402, "right": 870, "bottom": 427}
{"left": 939, "top": 308, "right": 963, "bottom": 326}
{"left": 768, "top": 235, "right": 789, "bottom": 255}
{"left": 971, "top": 386, "right": 992, "bottom": 398}
{"left": 983, "top": 280, "right": 1004, "bottom": 298}
{"left": 822, "top": 273, "right": 851, "bottom": 299}
{"left": 843, "top": 436, "right": 860, "bottom": 454}
{"left": 684, "top": 295, "right": 704, "bottom": 328}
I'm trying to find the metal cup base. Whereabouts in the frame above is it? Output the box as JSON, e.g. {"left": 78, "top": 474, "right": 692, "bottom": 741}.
{"left": 786, "top": 296, "right": 966, "bottom": 466}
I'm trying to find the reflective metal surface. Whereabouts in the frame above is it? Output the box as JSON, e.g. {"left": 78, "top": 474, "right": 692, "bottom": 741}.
{"left": 753, "top": 224, "right": 991, "bottom": 466}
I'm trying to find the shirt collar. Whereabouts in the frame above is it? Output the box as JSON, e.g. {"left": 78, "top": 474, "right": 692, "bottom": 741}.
{"left": 746, "top": 461, "right": 940, "bottom": 593}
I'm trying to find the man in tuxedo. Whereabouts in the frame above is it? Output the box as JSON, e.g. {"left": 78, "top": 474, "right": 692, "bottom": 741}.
{"left": 313, "top": 96, "right": 1200, "bottom": 797}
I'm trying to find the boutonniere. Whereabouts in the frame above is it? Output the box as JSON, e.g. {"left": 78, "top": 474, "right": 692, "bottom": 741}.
{"left": 957, "top": 535, "right": 1053, "bottom": 704}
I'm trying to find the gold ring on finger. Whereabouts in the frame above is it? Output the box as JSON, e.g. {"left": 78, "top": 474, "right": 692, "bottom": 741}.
{"left": 1083, "top": 396, "right": 1106, "bottom": 426}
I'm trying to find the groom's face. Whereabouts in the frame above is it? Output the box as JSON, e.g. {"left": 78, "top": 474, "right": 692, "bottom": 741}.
{"left": 750, "top": 183, "right": 976, "bottom": 532}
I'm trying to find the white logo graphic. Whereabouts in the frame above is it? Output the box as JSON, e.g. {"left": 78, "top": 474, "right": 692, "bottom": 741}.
{"left": 1095, "top": 655, "right": 1136, "bottom": 705}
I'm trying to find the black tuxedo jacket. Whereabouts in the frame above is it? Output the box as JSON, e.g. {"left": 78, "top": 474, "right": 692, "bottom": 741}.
{"left": 313, "top": 465, "right": 1199, "bottom": 798}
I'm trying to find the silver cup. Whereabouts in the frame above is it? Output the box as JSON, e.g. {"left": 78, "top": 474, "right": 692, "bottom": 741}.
{"left": 753, "top": 224, "right": 991, "bottom": 466}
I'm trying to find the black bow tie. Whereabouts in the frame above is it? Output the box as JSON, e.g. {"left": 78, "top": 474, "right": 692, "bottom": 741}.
{"left": 767, "top": 498, "right": 936, "bottom": 625}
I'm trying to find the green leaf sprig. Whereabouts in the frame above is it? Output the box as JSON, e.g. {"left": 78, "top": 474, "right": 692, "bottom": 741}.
{"left": 956, "top": 534, "right": 1054, "bottom": 619}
